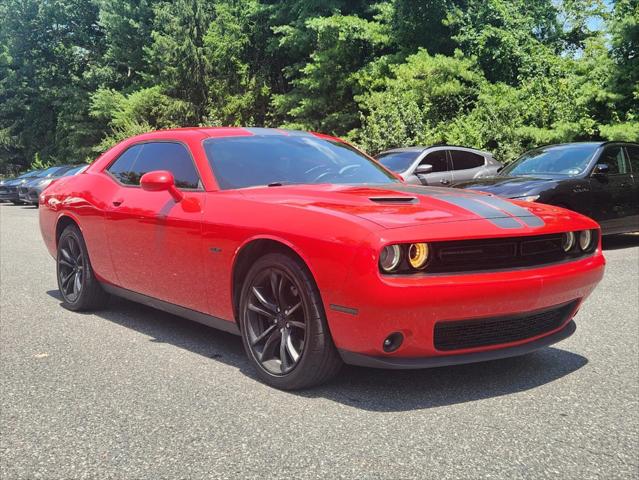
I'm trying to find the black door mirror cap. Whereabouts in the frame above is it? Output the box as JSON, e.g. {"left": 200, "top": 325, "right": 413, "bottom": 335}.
{"left": 593, "top": 163, "right": 610, "bottom": 175}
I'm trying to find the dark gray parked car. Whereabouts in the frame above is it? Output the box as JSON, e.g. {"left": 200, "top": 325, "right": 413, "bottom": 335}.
{"left": 376, "top": 146, "right": 502, "bottom": 186}
{"left": 0, "top": 170, "right": 44, "bottom": 204}
{"left": 21, "top": 164, "right": 87, "bottom": 206}
{"left": 18, "top": 165, "right": 72, "bottom": 203}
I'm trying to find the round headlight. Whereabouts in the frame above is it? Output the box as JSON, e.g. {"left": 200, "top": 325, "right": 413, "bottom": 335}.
{"left": 562, "top": 232, "right": 576, "bottom": 252}
{"left": 380, "top": 245, "right": 402, "bottom": 272}
{"left": 579, "top": 230, "right": 593, "bottom": 251}
{"left": 408, "top": 243, "right": 429, "bottom": 270}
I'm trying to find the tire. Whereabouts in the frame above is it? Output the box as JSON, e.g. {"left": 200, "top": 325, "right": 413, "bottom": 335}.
{"left": 239, "top": 252, "right": 342, "bottom": 390}
{"left": 56, "top": 224, "right": 109, "bottom": 311}
{"left": 11, "top": 200, "right": 23, "bottom": 205}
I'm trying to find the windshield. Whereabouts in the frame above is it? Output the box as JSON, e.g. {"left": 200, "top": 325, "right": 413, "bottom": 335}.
{"left": 204, "top": 135, "right": 398, "bottom": 190}
{"left": 375, "top": 151, "right": 420, "bottom": 173}
{"left": 39, "top": 166, "right": 64, "bottom": 177}
{"left": 63, "top": 165, "right": 85, "bottom": 176}
{"left": 501, "top": 144, "right": 600, "bottom": 177}
{"left": 19, "top": 170, "right": 41, "bottom": 178}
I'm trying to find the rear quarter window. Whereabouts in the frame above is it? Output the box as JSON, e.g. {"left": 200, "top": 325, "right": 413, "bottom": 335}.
{"left": 450, "top": 150, "right": 485, "bottom": 170}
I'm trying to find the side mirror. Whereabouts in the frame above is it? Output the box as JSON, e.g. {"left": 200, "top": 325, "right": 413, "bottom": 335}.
{"left": 415, "top": 164, "right": 433, "bottom": 175}
{"left": 140, "top": 170, "right": 183, "bottom": 202}
{"left": 593, "top": 163, "right": 610, "bottom": 175}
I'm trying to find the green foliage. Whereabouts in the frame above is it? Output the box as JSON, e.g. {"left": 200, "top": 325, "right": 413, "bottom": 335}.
{"left": 0, "top": 0, "right": 637, "bottom": 173}
{"left": 31, "top": 152, "right": 53, "bottom": 170}
{"left": 90, "top": 86, "right": 195, "bottom": 151}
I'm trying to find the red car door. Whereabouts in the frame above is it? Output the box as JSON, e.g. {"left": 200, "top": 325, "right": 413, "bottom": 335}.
{"left": 103, "top": 141, "right": 209, "bottom": 313}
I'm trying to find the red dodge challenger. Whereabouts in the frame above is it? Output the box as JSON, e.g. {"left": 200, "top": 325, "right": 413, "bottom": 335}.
{"left": 39, "top": 127, "right": 605, "bottom": 389}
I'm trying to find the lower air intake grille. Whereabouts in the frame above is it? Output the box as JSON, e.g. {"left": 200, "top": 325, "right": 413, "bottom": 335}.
{"left": 433, "top": 300, "right": 578, "bottom": 351}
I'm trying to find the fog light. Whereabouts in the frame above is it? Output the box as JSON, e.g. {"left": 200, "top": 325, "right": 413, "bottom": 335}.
{"left": 382, "top": 332, "right": 404, "bottom": 353}
{"left": 562, "top": 232, "right": 576, "bottom": 252}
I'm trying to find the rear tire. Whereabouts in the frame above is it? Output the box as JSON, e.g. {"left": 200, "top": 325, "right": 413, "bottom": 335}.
{"left": 239, "top": 253, "right": 342, "bottom": 390}
{"left": 57, "top": 225, "right": 109, "bottom": 311}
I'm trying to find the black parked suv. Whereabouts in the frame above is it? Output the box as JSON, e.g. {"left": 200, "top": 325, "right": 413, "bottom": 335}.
{"left": 453, "top": 142, "right": 639, "bottom": 235}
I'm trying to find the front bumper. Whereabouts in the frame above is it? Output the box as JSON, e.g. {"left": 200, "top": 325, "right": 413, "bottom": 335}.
{"left": 23, "top": 188, "right": 41, "bottom": 205}
{"left": 340, "top": 320, "right": 576, "bottom": 368}
{"left": 328, "top": 251, "right": 604, "bottom": 365}
{"left": 18, "top": 187, "right": 30, "bottom": 202}
{"left": 0, "top": 187, "right": 19, "bottom": 201}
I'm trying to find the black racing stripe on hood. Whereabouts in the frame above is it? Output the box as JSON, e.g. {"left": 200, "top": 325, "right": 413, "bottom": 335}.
{"left": 433, "top": 195, "right": 524, "bottom": 229}
{"left": 364, "top": 184, "right": 544, "bottom": 229}
{"left": 474, "top": 195, "right": 545, "bottom": 227}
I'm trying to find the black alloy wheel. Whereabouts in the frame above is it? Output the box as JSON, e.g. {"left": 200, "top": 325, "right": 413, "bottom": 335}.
{"left": 245, "top": 267, "right": 307, "bottom": 375}
{"left": 56, "top": 225, "right": 109, "bottom": 311}
{"left": 58, "top": 233, "right": 84, "bottom": 303}
{"left": 239, "top": 253, "right": 342, "bottom": 390}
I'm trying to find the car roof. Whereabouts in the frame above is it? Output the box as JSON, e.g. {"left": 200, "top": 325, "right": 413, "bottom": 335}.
{"left": 124, "top": 127, "right": 342, "bottom": 143}
{"left": 529, "top": 141, "right": 638, "bottom": 149}
{"left": 377, "top": 145, "right": 493, "bottom": 156}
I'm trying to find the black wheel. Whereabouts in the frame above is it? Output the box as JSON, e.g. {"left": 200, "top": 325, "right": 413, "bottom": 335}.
{"left": 57, "top": 225, "right": 109, "bottom": 311}
{"left": 11, "top": 200, "right": 24, "bottom": 205}
{"left": 239, "top": 253, "right": 342, "bottom": 390}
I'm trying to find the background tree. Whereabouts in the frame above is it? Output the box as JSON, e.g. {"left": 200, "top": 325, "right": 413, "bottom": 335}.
{"left": 0, "top": 0, "right": 637, "bottom": 174}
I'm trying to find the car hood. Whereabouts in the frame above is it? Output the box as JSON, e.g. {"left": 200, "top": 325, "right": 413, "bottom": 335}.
{"left": 239, "top": 183, "right": 550, "bottom": 230}
{"left": 453, "top": 175, "right": 559, "bottom": 197}
{"left": 2, "top": 178, "right": 23, "bottom": 186}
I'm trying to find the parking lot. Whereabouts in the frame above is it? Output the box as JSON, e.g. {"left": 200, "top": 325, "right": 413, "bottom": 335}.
{"left": 1, "top": 203, "right": 638, "bottom": 479}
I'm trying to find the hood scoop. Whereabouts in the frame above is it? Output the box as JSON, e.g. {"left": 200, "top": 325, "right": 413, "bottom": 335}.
{"left": 369, "top": 196, "right": 418, "bottom": 205}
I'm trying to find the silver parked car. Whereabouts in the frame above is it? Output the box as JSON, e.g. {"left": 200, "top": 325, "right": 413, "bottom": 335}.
{"left": 375, "top": 146, "right": 502, "bottom": 186}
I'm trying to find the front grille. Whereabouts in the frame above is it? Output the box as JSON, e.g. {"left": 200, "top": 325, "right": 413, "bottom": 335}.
{"left": 424, "top": 233, "right": 597, "bottom": 274}
{"left": 433, "top": 300, "right": 578, "bottom": 351}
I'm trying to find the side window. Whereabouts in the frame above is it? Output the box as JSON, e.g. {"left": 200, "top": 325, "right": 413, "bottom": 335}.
{"left": 420, "top": 151, "right": 448, "bottom": 173}
{"left": 450, "top": 150, "right": 485, "bottom": 170}
{"left": 626, "top": 146, "right": 639, "bottom": 173}
{"left": 107, "top": 142, "right": 200, "bottom": 189}
{"left": 107, "top": 144, "right": 144, "bottom": 185}
{"left": 599, "top": 146, "right": 629, "bottom": 175}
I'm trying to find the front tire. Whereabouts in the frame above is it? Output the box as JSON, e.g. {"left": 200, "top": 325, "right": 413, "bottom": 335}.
{"left": 239, "top": 253, "right": 342, "bottom": 390}
{"left": 57, "top": 225, "right": 109, "bottom": 311}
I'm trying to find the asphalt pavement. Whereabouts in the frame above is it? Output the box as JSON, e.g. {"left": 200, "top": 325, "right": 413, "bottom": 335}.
{"left": 1, "top": 204, "right": 638, "bottom": 479}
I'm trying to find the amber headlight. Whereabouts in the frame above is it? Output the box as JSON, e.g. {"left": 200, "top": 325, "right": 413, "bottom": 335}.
{"left": 408, "top": 243, "right": 430, "bottom": 270}
{"left": 379, "top": 245, "right": 402, "bottom": 272}
{"left": 562, "top": 232, "right": 576, "bottom": 252}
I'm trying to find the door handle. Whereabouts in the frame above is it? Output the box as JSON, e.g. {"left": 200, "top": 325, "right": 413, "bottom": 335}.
{"left": 112, "top": 199, "right": 124, "bottom": 207}
{"left": 440, "top": 179, "right": 450, "bottom": 185}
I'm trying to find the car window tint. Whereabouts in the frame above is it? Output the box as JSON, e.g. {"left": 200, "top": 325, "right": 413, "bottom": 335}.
{"left": 421, "top": 151, "right": 448, "bottom": 172}
{"left": 599, "top": 146, "right": 629, "bottom": 175}
{"left": 450, "top": 150, "right": 485, "bottom": 170}
{"left": 107, "top": 144, "right": 143, "bottom": 184}
{"left": 376, "top": 151, "right": 420, "bottom": 173}
{"left": 204, "top": 135, "right": 397, "bottom": 190}
{"left": 108, "top": 142, "right": 200, "bottom": 189}
{"left": 626, "top": 146, "right": 639, "bottom": 173}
